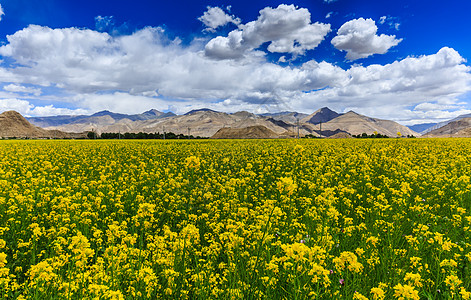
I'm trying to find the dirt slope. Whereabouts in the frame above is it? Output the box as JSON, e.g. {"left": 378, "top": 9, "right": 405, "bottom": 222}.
{"left": 321, "top": 111, "right": 418, "bottom": 137}
{"left": 211, "top": 125, "right": 279, "bottom": 139}
{"left": 423, "top": 118, "right": 471, "bottom": 137}
{"left": 0, "top": 111, "right": 83, "bottom": 138}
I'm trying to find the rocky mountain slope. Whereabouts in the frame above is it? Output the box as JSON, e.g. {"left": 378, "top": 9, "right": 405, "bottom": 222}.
{"left": 27, "top": 109, "right": 175, "bottom": 127}
{"left": 211, "top": 125, "right": 279, "bottom": 139}
{"left": 406, "top": 122, "right": 436, "bottom": 134}
{"left": 0, "top": 111, "right": 85, "bottom": 138}
{"left": 417, "top": 113, "right": 471, "bottom": 135}
{"left": 422, "top": 118, "right": 471, "bottom": 137}
{"left": 260, "top": 111, "right": 309, "bottom": 124}
{"left": 301, "top": 107, "right": 341, "bottom": 124}
{"left": 24, "top": 107, "right": 419, "bottom": 138}
{"left": 312, "top": 111, "right": 417, "bottom": 137}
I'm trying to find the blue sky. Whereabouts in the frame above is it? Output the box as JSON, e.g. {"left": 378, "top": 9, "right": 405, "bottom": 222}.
{"left": 0, "top": 0, "right": 470, "bottom": 124}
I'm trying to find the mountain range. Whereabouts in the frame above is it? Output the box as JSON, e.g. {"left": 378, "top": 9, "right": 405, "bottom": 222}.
{"left": 28, "top": 109, "right": 176, "bottom": 127}
{"left": 0, "top": 107, "right": 467, "bottom": 139}
{"left": 22, "top": 107, "right": 419, "bottom": 138}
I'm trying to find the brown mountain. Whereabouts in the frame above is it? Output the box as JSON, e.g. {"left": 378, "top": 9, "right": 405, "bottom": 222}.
{"left": 28, "top": 109, "right": 176, "bottom": 127}
{"left": 34, "top": 107, "right": 419, "bottom": 138}
{"left": 211, "top": 125, "right": 279, "bottom": 139}
{"left": 139, "top": 110, "right": 295, "bottom": 137}
{"left": 261, "top": 111, "right": 309, "bottom": 124}
{"left": 0, "top": 111, "right": 83, "bottom": 138}
{"left": 301, "top": 107, "right": 341, "bottom": 124}
{"left": 314, "top": 111, "right": 417, "bottom": 137}
{"left": 423, "top": 118, "right": 471, "bottom": 137}
{"left": 46, "top": 109, "right": 296, "bottom": 137}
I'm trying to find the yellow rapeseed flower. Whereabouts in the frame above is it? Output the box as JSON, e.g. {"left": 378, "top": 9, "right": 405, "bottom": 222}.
{"left": 371, "top": 287, "right": 386, "bottom": 300}
{"left": 404, "top": 272, "right": 422, "bottom": 287}
{"left": 185, "top": 156, "right": 201, "bottom": 169}
{"left": 353, "top": 291, "right": 369, "bottom": 300}
{"left": 460, "top": 287, "right": 471, "bottom": 300}
{"left": 393, "top": 283, "right": 419, "bottom": 300}
{"left": 445, "top": 274, "right": 462, "bottom": 291}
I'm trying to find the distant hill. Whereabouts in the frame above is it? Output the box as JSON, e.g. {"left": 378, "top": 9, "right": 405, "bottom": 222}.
{"left": 407, "top": 123, "right": 437, "bottom": 134}
{"left": 260, "top": 111, "right": 309, "bottom": 124}
{"left": 266, "top": 118, "right": 294, "bottom": 131}
{"left": 320, "top": 111, "right": 417, "bottom": 137}
{"left": 420, "top": 113, "right": 471, "bottom": 134}
{"left": 89, "top": 109, "right": 176, "bottom": 121}
{"left": 0, "top": 111, "right": 84, "bottom": 139}
{"left": 423, "top": 118, "right": 471, "bottom": 137}
{"left": 25, "top": 114, "right": 88, "bottom": 127}
{"left": 327, "top": 131, "right": 353, "bottom": 139}
{"left": 184, "top": 108, "right": 218, "bottom": 115}
{"left": 211, "top": 125, "right": 279, "bottom": 139}
{"left": 41, "top": 109, "right": 295, "bottom": 137}
{"left": 316, "top": 129, "right": 352, "bottom": 138}
{"left": 27, "top": 109, "right": 175, "bottom": 127}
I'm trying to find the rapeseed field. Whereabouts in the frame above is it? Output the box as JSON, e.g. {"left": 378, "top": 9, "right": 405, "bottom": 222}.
{"left": 0, "top": 139, "right": 470, "bottom": 299}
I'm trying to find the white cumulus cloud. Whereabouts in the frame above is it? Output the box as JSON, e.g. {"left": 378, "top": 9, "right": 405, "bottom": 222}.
{"left": 29, "top": 105, "right": 88, "bottom": 117}
{"left": 331, "top": 17, "right": 402, "bottom": 60}
{"left": 0, "top": 98, "right": 33, "bottom": 114}
{"left": 3, "top": 84, "right": 42, "bottom": 96}
{"left": 0, "top": 98, "right": 87, "bottom": 116}
{"left": 204, "top": 4, "right": 331, "bottom": 59}
{"left": 294, "top": 47, "right": 471, "bottom": 123}
{"left": 0, "top": 19, "right": 469, "bottom": 122}
{"left": 414, "top": 102, "right": 460, "bottom": 112}
{"left": 0, "top": 25, "right": 114, "bottom": 90}
{"left": 198, "top": 6, "right": 241, "bottom": 32}
{"left": 0, "top": 4, "right": 4, "bottom": 22}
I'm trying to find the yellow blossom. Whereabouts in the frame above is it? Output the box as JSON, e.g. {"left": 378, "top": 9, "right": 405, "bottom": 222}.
{"left": 445, "top": 274, "right": 462, "bottom": 291}
{"left": 393, "top": 283, "right": 419, "bottom": 300}
{"left": 371, "top": 287, "right": 386, "bottom": 300}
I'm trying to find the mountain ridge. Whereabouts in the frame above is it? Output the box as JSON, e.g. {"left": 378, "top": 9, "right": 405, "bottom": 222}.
{"left": 420, "top": 113, "right": 471, "bottom": 135}
{"left": 301, "top": 107, "right": 341, "bottom": 125}
{"left": 27, "top": 109, "right": 176, "bottom": 127}
{"left": 23, "top": 107, "right": 419, "bottom": 138}
{"left": 423, "top": 117, "right": 471, "bottom": 137}
{"left": 407, "top": 122, "right": 437, "bottom": 134}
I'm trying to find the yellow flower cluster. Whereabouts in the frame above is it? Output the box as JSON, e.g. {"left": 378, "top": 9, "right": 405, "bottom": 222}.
{"left": 0, "top": 138, "right": 469, "bottom": 299}
{"left": 333, "top": 251, "right": 363, "bottom": 273}
{"left": 394, "top": 283, "right": 419, "bottom": 300}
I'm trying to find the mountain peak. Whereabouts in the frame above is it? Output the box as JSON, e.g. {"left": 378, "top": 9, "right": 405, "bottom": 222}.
{"left": 143, "top": 109, "right": 162, "bottom": 115}
{"left": 318, "top": 107, "right": 333, "bottom": 111}
{"left": 91, "top": 110, "right": 115, "bottom": 117}
{"left": 184, "top": 108, "right": 219, "bottom": 115}
{"left": 232, "top": 111, "right": 257, "bottom": 118}
{"left": 0, "top": 110, "right": 32, "bottom": 127}
{"left": 301, "top": 107, "right": 341, "bottom": 124}
{"left": 1, "top": 110, "right": 24, "bottom": 118}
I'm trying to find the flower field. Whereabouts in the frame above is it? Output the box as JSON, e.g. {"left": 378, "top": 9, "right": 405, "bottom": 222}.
{"left": 0, "top": 139, "right": 470, "bottom": 299}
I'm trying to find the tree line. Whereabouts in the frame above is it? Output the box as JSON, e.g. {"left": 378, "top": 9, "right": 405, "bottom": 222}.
{"left": 352, "top": 133, "right": 416, "bottom": 138}
{"left": 88, "top": 131, "right": 208, "bottom": 139}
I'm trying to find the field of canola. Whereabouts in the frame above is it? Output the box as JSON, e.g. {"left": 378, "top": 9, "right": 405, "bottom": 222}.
{"left": 0, "top": 139, "right": 470, "bottom": 299}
